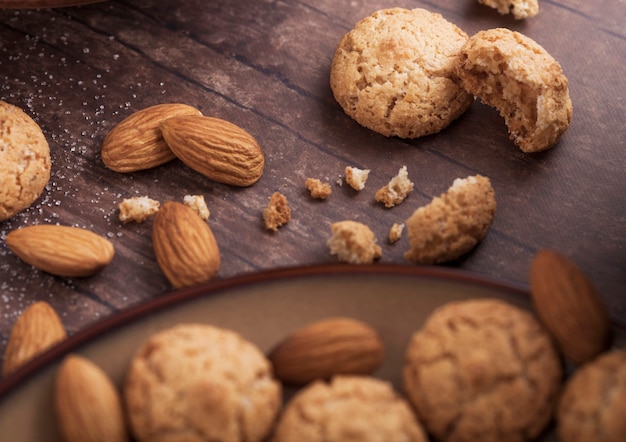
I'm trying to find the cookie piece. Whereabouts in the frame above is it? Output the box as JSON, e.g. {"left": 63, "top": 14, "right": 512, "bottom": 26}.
{"left": 124, "top": 323, "right": 281, "bottom": 442}
{"left": 558, "top": 349, "right": 626, "bottom": 442}
{"left": 305, "top": 178, "right": 332, "bottom": 199}
{"left": 273, "top": 375, "right": 428, "bottom": 442}
{"left": 263, "top": 191, "right": 291, "bottom": 231}
{"left": 345, "top": 166, "right": 370, "bottom": 191}
{"left": 327, "top": 220, "right": 382, "bottom": 264}
{"left": 388, "top": 222, "right": 405, "bottom": 244}
{"left": 375, "top": 165, "right": 414, "bottom": 208}
{"left": 458, "top": 28, "right": 572, "bottom": 152}
{"left": 404, "top": 175, "right": 495, "bottom": 264}
{"left": 0, "top": 101, "right": 51, "bottom": 221}
{"left": 183, "top": 194, "right": 210, "bottom": 220}
{"left": 403, "top": 299, "right": 562, "bottom": 442}
{"left": 330, "top": 8, "right": 472, "bottom": 138}
{"left": 477, "top": 0, "right": 539, "bottom": 19}
{"left": 118, "top": 196, "right": 160, "bottom": 223}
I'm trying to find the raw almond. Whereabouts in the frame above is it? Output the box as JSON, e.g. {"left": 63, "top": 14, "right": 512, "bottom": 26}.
{"left": 55, "top": 354, "right": 129, "bottom": 442}
{"left": 2, "top": 301, "right": 67, "bottom": 377}
{"left": 268, "top": 317, "right": 384, "bottom": 385}
{"left": 152, "top": 201, "right": 221, "bottom": 288}
{"left": 160, "top": 115, "right": 264, "bottom": 186}
{"left": 530, "top": 249, "right": 611, "bottom": 365}
{"left": 6, "top": 225, "right": 115, "bottom": 277}
{"left": 101, "top": 103, "right": 202, "bottom": 172}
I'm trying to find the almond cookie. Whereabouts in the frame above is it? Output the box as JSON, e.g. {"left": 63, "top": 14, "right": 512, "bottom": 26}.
{"left": 404, "top": 175, "right": 496, "bottom": 264}
{"left": 330, "top": 8, "right": 472, "bottom": 139}
{"left": 273, "top": 375, "right": 428, "bottom": 442}
{"left": 0, "top": 101, "right": 51, "bottom": 221}
{"left": 124, "top": 323, "right": 281, "bottom": 442}
{"left": 558, "top": 349, "right": 626, "bottom": 442}
{"left": 477, "top": 0, "right": 539, "bottom": 20}
{"left": 403, "top": 299, "right": 562, "bottom": 442}
{"left": 457, "top": 28, "right": 572, "bottom": 152}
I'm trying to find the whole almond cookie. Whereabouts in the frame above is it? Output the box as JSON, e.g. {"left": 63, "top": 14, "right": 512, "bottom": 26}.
{"left": 557, "top": 349, "right": 626, "bottom": 442}
{"left": 330, "top": 8, "right": 472, "bottom": 139}
{"left": 0, "top": 101, "right": 51, "bottom": 221}
{"left": 403, "top": 299, "right": 563, "bottom": 442}
{"left": 457, "top": 28, "right": 572, "bottom": 152}
{"left": 124, "top": 323, "right": 281, "bottom": 442}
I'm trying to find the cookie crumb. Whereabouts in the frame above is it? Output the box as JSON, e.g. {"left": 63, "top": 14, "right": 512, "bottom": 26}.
{"left": 375, "top": 166, "right": 414, "bottom": 208}
{"left": 345, "top": 166, "right": 370, "bottom": 191}
{"left": 118, "top": 196, "right": 160, "bottom": 223}
{"left": 327, "top": 220, "right": 382, "bottom": 264}
{"left": 263, "top": 192, "right": 291, "bottom": 231}
{"left": 183, "top": 194, "right": 210, "bottom": 220}
{"left": 305, "top": 178, "right": 332, "bottom": 199}
{"left": 388, "top": 223, "right": 405, "bottom": 244}
{"left": 477, "top": 0, "right": 538, "bottom": 19}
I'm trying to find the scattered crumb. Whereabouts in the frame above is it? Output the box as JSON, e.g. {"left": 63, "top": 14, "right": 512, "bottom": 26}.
{"left": 327, "top": 220, "right": 382, "bottom": 264}
{"left": 345, "top": 166, "right": 370, "bottom": 191}
{"left": 118, "top": 196, "right": 160, "bottom": 223}
{"left": 305, "top": 178, "right": 332, "bottom": 199}
{"left": 388, "top": 223, "right": 405, "bottom": 244}
{"left": 477, "top": 0, "right": 538, "bottom": 19}
{"left": 375, "top": 166, "right": 414, "bottom": 208}
{"left": 183, "top": 194, "right": 210, "bottom": 220}
{"left": 263, "top": 192, "right": 291, "bottom": 231}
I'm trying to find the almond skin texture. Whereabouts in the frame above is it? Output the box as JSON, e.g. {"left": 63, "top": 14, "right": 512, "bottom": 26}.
{"left": 160, "top": 115, "right": 264, "bottom": 186}
{"left": 152, "top": 201, "right": 221, "bottom": 288}
{"left": 6, "top": 225, "right": 115, "bottom": 277}
{"left": 55, "top": 354, "right": 129, "bottom": 442}
{"left": 268, "top": 317, "right": 384, "bottom": 385}
{"left": 530, "top": 249, "right": 611, "bottom": 365}
{"left": 2, "top": 301, "right": 67, "bottom": 377}
{"left": 101, "top": 103, "right": 202, "bottom": 172}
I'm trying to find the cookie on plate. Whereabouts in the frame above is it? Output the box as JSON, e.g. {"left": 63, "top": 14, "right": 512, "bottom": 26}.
{"left": 124, "top": 323, "right": 281, "bottom": 442}
{"left": 557, "top": 348, "right": 626, "bottom": 442}
{"left": 273, "top": 375, "right": 428, "bottom": 442}
{"left": 330, "top": 8, "right": 472, "bottom": 139}
{"left": 457, "top": 28, "right": 572, "bottom": 152}
{"left": 0, "top": 101, "right": 51, "bottom": 221}
{"left": 403, "top": 299, "right": 562, "bottom": 442}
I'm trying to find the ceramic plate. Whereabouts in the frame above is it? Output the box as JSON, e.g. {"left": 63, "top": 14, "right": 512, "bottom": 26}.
{"left": 0, "top": 264, "right": 621, "bottom": 440}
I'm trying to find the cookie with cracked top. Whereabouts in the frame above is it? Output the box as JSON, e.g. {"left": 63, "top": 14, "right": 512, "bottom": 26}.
{"left": 330, "top": 8, "right": 472, "bottom": 139}
{"left": 403, "top": 299, "right": 562, "bottom": 442}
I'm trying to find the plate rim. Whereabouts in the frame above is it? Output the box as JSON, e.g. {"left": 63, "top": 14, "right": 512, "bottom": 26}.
{"left": 0, "top": 263, "right": 529, "bottom": 398}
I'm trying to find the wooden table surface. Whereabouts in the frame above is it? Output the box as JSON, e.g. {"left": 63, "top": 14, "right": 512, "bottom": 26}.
{"left": 1, "top": 0, "right": 625, "bottom": 364}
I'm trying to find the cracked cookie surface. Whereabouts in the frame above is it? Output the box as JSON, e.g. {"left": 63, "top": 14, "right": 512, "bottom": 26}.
{"left": 273, "top": 375, "right": 427, "bottom": 442}
{"left": 0, "top": 101, "right": 51, "bottom": 221}
{"left": 124, "top": 323, "right": 281, "bottom": 442}
{"left": 330, "top": 8, "right": 472, "bottom": 139}
{"left": 403, "top": 299, "right": 562, "bottom": 442}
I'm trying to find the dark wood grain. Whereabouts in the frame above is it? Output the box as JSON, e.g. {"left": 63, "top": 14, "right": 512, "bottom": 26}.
{"left": 1, "top": 0, "right": 625, "bottom": 364}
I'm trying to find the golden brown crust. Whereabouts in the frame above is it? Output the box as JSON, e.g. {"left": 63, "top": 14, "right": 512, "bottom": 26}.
{"left": 263, "top": 191, "right": 291, "bottom": 231}
{"left": 558, "top": 349, "right": 626, "bottom": 442}
{"left": 0, "top": 101, "right": 51, "bottom": 221}
{"left": 330, "top": 8, "right": 472, "bottom": 138}
{"left": 124, "top": 323, "right": 281, "bottom": 442}
{"left": 273, "top": 376, "right": 428, "bottom": 442}
{"left": 327, "top": 220, "right": 382, "bottom": 264}
{"left": 403, "top": 299, "right": 563, "bottom": 442}
{"left": 404, "top": 175, "right": 496, "bottom": 264}
{"left": 458, "top": 28, "right": 572, "bottom": 152}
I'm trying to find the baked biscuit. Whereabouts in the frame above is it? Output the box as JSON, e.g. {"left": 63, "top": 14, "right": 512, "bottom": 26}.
{"left": 327, "top": 220, "right": 382, "bottom": 264}
{"left": 404, "top": 175, "right": 496, "bottom": 264}
{"left": 0, "top": 101, "right": 51, "bottom": 221}
{"left": 403, "top": 299, "right": 562, "bottom": 442}
{"left": 458, "top": 28, "right": 572, "bottom": 152}
{"left": 558, "top": 349, "right": 626, "bottom": 442}
{"left": 477, "top": 0, "right": 539, "bottom": 19}
{"left": 273, "top": 375, "right": 428, "bottom": 442}
{"left": 124, "top": 323, "right": 281, "bottom": 442}
{"left": 330, "top": 8, "right": 472, "bottom": 138}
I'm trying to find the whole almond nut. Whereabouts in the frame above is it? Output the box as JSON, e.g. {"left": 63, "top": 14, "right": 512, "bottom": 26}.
{"left": 268, "top": 317, "right": 384, "bottom": 385}
{"left": 101, "top": 103, "right": 202, "bottom": 172}
{"left": 160, "top": 115, "right": 264, "bottom": 186}
{"left": 152, "top": 201, "right": 221, "bottom": 288}
{"left": 6, "top": 225, "right": 115, "bottom": 277}
{"left": 2, "top": 301, "right": 67, "bottom": 377}
{"left": 55, "top": 354, "right": 129, "bottom": 442}
{"left": 530, "top": 249, "right": 611, "bottom": 365}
